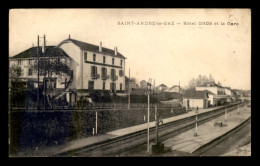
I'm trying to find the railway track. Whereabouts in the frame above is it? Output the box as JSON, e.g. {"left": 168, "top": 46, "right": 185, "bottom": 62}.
{"left": 57, "top": 102, "right": 246, "bottom": 157}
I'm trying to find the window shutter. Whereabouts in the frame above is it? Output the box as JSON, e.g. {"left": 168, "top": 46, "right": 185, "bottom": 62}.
{"left": 91, "top": 66, "right": 95, "bottom": 78}
{"left": 84, "top": 52, "right": 87, "bottom": 62}
{"left": 95, "top": 66, "right": 97, "bottom": 77}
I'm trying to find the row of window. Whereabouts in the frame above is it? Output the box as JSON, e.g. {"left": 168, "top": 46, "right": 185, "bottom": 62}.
{"left": 91, "top": 66, "right": 124, "bottom": 80}
{"left": 84, "top": 52, "right": 123, "bottom": 66}
{"left": 17, "top": 60, "right": 32, "bottom": 65}
{"left": 17, "top": 68, "right": 33, "bottom": 76}
{"left": 88, "top": 81, "right": 123, "bottom": 91}
{"left": 217, "top": 91, "right": 226, "bottom": 95}
{"left": 16, "top": 58, "right": 70, "bottom": 66}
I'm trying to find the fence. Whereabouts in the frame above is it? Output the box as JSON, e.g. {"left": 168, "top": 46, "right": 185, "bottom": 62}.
{"left": 11, "top": 102, "right": 182, "bottom": 111}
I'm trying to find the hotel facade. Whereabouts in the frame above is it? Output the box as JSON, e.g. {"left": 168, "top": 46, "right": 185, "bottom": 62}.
{"left": 9, "top": 37, "right": 127, "bottom": 103}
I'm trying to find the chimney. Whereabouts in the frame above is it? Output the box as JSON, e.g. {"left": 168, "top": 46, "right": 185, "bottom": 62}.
{"left": 114, "top": 47, "right": 118, "bottom": 56}
{"left": 69, "top": 34, "right": 70, "bottom": 39}
{"left": 99, "top": 42, "right": 102, "bottom": 52}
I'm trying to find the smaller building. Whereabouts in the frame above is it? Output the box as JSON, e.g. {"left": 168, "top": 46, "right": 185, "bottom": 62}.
{"left": 182, "top": 90, "right": 209, "bottom": 109}
{"left": 165, "top": 85, "right": 183, "bottom": 94}
{"left": 157, "top": 84, "right": 168, "bottom": 91}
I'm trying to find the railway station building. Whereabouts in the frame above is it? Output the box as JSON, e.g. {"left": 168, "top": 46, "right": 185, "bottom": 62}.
{"left": 195, "top": 82, "right": 230, "bottom": 106}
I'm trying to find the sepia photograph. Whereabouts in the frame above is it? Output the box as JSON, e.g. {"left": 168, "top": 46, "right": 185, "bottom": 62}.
{"left": 8, "top": 8, "right": 251, "bottom": 157}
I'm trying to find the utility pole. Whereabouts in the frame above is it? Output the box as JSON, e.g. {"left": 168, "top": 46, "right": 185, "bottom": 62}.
{"left": 155, "top": 105, "right": 158, "bottom": 144}
{"left": 43, "top": 34, "right": 46, "bottom": 110}
{"left": 147, "top": 90, "right": 150, "bottom": 154}
{"left": 194, "top": 111, "right": 198, "bottom": 136}
{"left": 128, "top": 68, "right": 130, "bottom": 109}
{"left": 225, "top": 106, "right": 227, "bottom": 122}
{"left": 153, "top": 78, "right": 155, "bottom": 96}
{"left": 37, "top": 35, "right": 40, "bottom": 109}
{"left": 147, "top": 78, "right": 152, "bottom": 154}
{"left": 96, "top": 111, "right": 98, "bottom": 134}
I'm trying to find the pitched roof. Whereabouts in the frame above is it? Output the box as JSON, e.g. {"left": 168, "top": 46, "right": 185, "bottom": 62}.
{"left": 183, "top": 90, "right": 208, "bottom": 99}
{"left": 200, "top": 90, "right": 215, "bottom": 95}
{"left": 158, "top": 84, "right": 167, "bottom": 88}
{"left": 61, "top": 39, "right": 126, "bottom": 59}
{"left": 198, "top": 82, "right": 224, "bottom": 88}
{"left": 10, "top": 46, "right": 71, "bottom": 59}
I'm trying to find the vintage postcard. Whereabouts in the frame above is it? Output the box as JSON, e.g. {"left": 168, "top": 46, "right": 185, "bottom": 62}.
{"left": 9, "top": 8, "right": 251, "bottom": 157}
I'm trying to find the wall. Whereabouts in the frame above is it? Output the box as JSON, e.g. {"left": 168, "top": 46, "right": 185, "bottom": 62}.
{"left": 195, "top": 87, "right": 218, "bottom": 94}
{"left": 58, "top": 41, "right": 81, "bottom": 89}
{"left": 81, "top": 50, "right": 125, "bottom": 91}
{"left": 225, "top": 88, "right": 232, "bottom": 95}
{"left": 183, "top": 98, "right": 205, "bottom": 109}
{"left": 59, "top": 41, "right": 126, "bottom": 92}
{"left": 9, "top": 107, "right": 186, "bottom": 154}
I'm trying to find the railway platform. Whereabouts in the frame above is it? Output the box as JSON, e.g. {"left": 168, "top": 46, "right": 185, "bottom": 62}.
{"left": 156, "top": 105, "right": 251, "bottom": 156}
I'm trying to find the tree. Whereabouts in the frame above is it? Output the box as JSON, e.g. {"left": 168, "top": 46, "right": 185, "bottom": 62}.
{"left": 185, "top": 74, "right": 216, "bottom": 91}
{"left": 9, "top": 64, "right": 22, "bottom": 83}
{"left": 9, "top": 64, "right": 26, "bottom": 107}
{"left": 32, "top": 59, "right": 72, "bottom": 78}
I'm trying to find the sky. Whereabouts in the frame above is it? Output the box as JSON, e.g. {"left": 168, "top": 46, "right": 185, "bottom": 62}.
{"left": 9, "top": 9, "right": 251, "bottom": 90}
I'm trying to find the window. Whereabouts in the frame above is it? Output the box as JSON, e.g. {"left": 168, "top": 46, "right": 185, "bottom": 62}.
{"left": 119, "top": 70, "right": 124, "bottom": 77}
{"left": 17, "top": 69, "right": 22, "bottom": 76}
{"left": 112, "top": 58, "right": 114, "bottom": 65}
{"left": 111, "top": 69, "right": 117, "bottom": 81}
{"left": 84, "top": 52, "right": 87, "bottom": 62}
{"left": 120, "top": 83, "right": 122, "bottom": 91}
{"left": 111, "top": 69, "right": 115, "bottom": 77}
{"left": 28, "top": 59, "right": 32, "bottom": 65}
{"left": 53, "top": 81, "right": 56, "bottom": 89}
{"left": 20, "top": 69, "right": 23, "bottom": 76}
{"left": 88, "top": 81, "right": 94, "bottom": 90}
{"left": 93, "top": 54, "right": 96, "bottom": 62}
{"left": 101, "top": 67, "right": 107, "bottom": 80}
{"left": 18, "top": 60, "right": 21, "bottom": 65}
{"left": 28, "top": 68, "right": 32, "bottom": 76}
{"left": 103, "top": 82, "right": 106, "bottom": 90}
{"left": 110, "top": 83, "right": 116, "bottom": 92}
{"left": 103, "top": 56, "right": 106, "bottom": 63}
{"left": 120, "top": 60, "right": 123, "bottom": 66}
{"left": 91, "top": 66, "right": 97, "bottom": 78}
